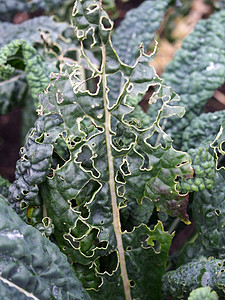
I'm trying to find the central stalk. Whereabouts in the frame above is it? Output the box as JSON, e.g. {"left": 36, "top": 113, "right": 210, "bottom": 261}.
{"left": 101, "top": 41, "right": 132, "bottom": 300}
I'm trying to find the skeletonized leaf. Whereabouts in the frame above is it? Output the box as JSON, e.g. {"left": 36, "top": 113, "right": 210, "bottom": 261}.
{"left": 10, "top": 1, "right": 192, "bottom": 299}
{"left": 108, "top": 0, "right": 170, "bottom": 103}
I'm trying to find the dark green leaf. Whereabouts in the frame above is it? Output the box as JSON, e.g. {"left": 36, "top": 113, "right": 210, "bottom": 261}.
{"left": 0, "top": 39, "right": 49, "bottom": 105}
{"left": 162, "top": 257, "right": 225, "bottom": 299}
{"left": 0, "top": 194, "right": 90, "bottom": 300}
{"left": 0, "top": 175, "right": 10, "bottom": 198}
{"left": 9, "top": 113, "right": 63, "bottom": 223}
{"left": 149, "top": 10, "right": 225, "bottom": 148}
{"left": 181, "top": 110, "right": 225, "bottom": 152}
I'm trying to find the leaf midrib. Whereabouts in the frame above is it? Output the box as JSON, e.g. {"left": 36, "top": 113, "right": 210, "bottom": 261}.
{"left": 101, "top": 41, "right": 131, "bottom": 300}
{"left": 0, "top": 275, "right": 39, "bottom": 300}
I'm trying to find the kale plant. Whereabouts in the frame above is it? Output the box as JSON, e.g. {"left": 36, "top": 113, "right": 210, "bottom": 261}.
{"left": 0, "top": 0, "right": 225, "bottom": 299}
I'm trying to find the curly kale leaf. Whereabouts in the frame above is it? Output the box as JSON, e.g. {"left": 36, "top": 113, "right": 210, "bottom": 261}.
{"left": 181, "top": 110, "right": 225, "bottom": 152}
{"left": 179, "top": 171, "right": 225, "bottom": 266}
{"left": 162, "top": 257, "right": 225, "bottom": 299}
{"left": 0, "top": 194, "right": 90, "bottom": 300}
{"left": 177, "top": 146, "right": 215, "bottom": 193}
{"left": 0, "top": 39, "right": 49, "bottom": 106}
{"left": 193, "top": 171, "right": 225, "bottom": 257}
{"left": 148, "top": 10, "right": 225, "bottom": 149}
{"left": 0, "top": 0, "right": 65, "bottom": 22}
{"left": 0, "top": 17, "right": 74, "bottom": 116}
{"left": 9, "top": 113, "right": 63, "bottom": 224}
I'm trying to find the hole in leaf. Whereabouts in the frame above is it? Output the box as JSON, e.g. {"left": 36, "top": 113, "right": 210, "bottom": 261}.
{"left": 76, "top": 145, "right": 100, "bottom": 177}
{"left": 36, "top": 133, "right": 44, "bottom": 144}
{"left": 74, "top": 179, "right": 101, "bottom": 207}
{"left": 129, "top": 280, "right": 135, "bottom": 287}
{"left": 140, "top": 234, "right": 148, "bottom": 244}
{"left": 42, "top": 217, "right": 51, "bottom": 227}
{"left": 51, "top": 151, "right": 68, "bottom": 170}
{"left": 116, "top": 171, "right": 125, "bottom": 183}
{"left": 63, "top": 50, "right": 77, "bottom": 61}
{"left": 80, "top": 228, "right": 104, "bottom": 256}
{"left": 221, "top": 142, "right": 225, "bottom": 152}
{"left": 88, "top": 3, "right": 98, "bottom": 11}
{"left": 107, "top": 71, "right": 126, "bottom": 108}
{"left": 97, "top": 251, "right": 118, "bottom": 275}
{"left": 54, "top": 137, "right": 70, "bottom": 162}
{"left": 100, "top": 16, "right": 112, "bottom": 30}
{"left": 70, "top": 220, "right": 89, "bottom": 239}
{"left": 127, "top": 83, "right": 133, "bottom": 93}
{"left": 20, "top": 201, "right": 28, "bottom": 209}
{"left": 117, "top": 185, "right": 125, "bottom": 197}
{"left": 22, "top": 190, "right": 29, "bottom": 195}
{"left": 85, "top": 72, "right": 100, "bottom": 93}
{"left": 121, "top": 159, "right": 130, "bottom": 175}
{"left": 23, "top": 154, "right": 28, "bottom": 160}
{"left": 126, "top": 246, "right": 132, "bottom": 251}
{"left": 120, "top": 196, "right": 139, "bottom": 232}
{"left": 70, "top": 198, "right": 78, "bottom": 209}
{"left": 214, "top": 209, "right": 221, "bottom": 216}
{"left": 74, "top": 136, "right": 82, "bottom": 143}
{"left": 47, "top": 168, "right": 54, "bottom": 179}
{"left": 151, "top": 240, "right": 161, "bottom": 253}
{"left": 64, "top": 234, "right": 80, "bottom": 249}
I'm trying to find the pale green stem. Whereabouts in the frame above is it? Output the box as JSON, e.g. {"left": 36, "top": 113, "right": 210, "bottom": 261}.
{"left": 102, "top": 42, "right": 132, "bottom": 300}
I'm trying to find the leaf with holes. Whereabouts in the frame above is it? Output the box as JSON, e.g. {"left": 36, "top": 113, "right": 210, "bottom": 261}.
{"left": 7, "top": 1, "right": 193, "bottom": 299}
